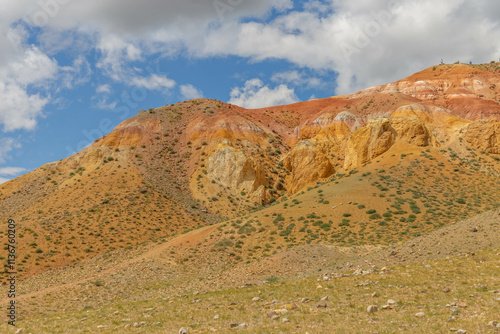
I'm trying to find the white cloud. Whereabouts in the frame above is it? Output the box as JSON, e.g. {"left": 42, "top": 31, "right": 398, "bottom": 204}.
{"left": 130, "top": 74, "right": 176, "bottom": 91}
{"left": 0, "top": 138, "right": 20, "bottom": 164}
{"left": 196, "top": 0, "right": 500, "bottom": 93}
{"left": 95, "top": 99, "right": 117, "bottom": 110}
{"left": 180, "top": 84, "right": 203, "bottom": 100}
{"left": 229, "top": 78, "right": 299, "bottom": 108}
{"left": 0, "top": 82, "right": 49, "bottom": 131}
{"left": 60, "top": 55, "right": 92, "bottom": 89}
{"left": 0, "top": 167, "right": 26, "bottom": 176}
{"left": 6, "top": 46, "right": 58, "bottom": 86}
{"left": 3, "top": 0, "right": 500, "bottom": 102}
{"left": 96, "top": 84, "right": 111, "bottom": 94}
{"left": 96, "top": 34, "right": 143, "bottom": 81}
{"left": 271, "top": 70, "right": 323, "bottom": 88}
{"left": 0, "top": 177, "right": 10, "bottom": 185}
{"left": 0, "top": 41, "right": 56, "bottom": 132}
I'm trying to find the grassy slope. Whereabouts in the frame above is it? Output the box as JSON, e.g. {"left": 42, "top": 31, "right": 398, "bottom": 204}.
{"left": 2, "top": 209, "right": 499, "bottom": 333}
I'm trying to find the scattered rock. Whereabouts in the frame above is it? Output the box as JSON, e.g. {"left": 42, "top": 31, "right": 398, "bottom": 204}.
{"left": 457, "top": 330, "right": 467, "bottom": 334}
{"left": 451, "top": 308, "right": 459, "bottom": 315}
{"left": 471, "top": 227, "right": 478, "bottom": 232}
{"left": 276, "top": 309, "right": 288, "bottom": 315}
{"left": 281, "top": 318, "right": 290, "bottom": 323}
{"left": 415, "top": 312, "right": 425, "bottom": 317}
{"left": 371, "top": 292, "right": 378, "bottom": 297}
{"left": 213, "top": 315, "right": 220, "bottom": 320}
{"left": 252, "top": 297, "right": 261, "bottom": 302}
{"left": 448, "top": 316, "right": 456, "bottom": 322}
{"left": 179, "top": 328, "right": 189, "bottom": 334}
{"left": 238, "top": 323, "right": 247, "bottom": 328}
{"left": 267, "top": 311, "right": 277, "bottom": 318}
{"left": 229, "top": 323, "right": 239, "bottom": 328}
{"left": 97, "top": 325, "right": 108, "bottom": 329}
{"left": 321, "top": 296, "right": 329, "bottom": 301}
{"left": 443, "top": 288, "right": 451, "bottom": 293}
{"left": 487, "top": 320, "right": 498, "bottom": 327}
{"left": 15, "top": 329, "right": 24, "bottom": 334}
{"left": 387, "top": 299, "right": 396, "bottom": 306}
{"left": 301, "top": 298, "right": 310, "bottom": 303}
{"left": 367, "top": 305, "right": 378, "bottom": 313}
{"left": 317, "top": 301, "right": 327, "bottom": 308}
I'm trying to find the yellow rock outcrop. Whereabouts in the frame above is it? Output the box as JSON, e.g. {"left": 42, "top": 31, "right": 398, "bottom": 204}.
{"left": 284, "top": 121, "right": 351, "bottom": 194}
{"left": 206, "top": 142, "right": 267, "bottom": 202}
{"left": 344, "top": 115, "right": 438, "bottom": 170}
{"left": 465, "top": 119, "right": 500, "bottom": 154}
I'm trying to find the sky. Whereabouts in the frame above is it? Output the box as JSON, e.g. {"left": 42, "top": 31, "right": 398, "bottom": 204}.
{"left": 1, "top": 0, "right": 500, "bottom": 183}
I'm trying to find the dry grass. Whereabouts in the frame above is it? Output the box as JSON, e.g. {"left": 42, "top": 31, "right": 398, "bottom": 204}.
{"left": 3, "top": 246, "right": 499, "bottom": 333}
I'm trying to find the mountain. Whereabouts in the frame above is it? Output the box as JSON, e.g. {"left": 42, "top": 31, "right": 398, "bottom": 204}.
{"left": 1, "top": 63, "right": 500, "bottom": 280}
{"left": 1, "top": 62, "right": 500, "bottom": 333}
{"left": 0, "top": 63, "right": 500, "bottom": 284}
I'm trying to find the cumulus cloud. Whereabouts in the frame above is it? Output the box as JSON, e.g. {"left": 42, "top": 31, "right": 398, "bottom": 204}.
{"left": 130, "top": 74, "right": 176, "bottom": 91}
{"left": 197, "top": 0, "right": 500, "bottom": 93}
{"left": 3, "top": 0, "right": 500, "bottom": 106}
{"left": 96, "top": 84, "right": 111, "bottom": 94}
{"left": 180, "top": 84, "right": 203, "bottom": 100}
{"left": 23, "top": 0, "right": 293, "bottom": 35}
{"left": 0, "top": 138, "right": 20, "bottom": 164}
{"left": 6, "top": 46, "right": 58, "bottom": 86}
{"left": 0, "top": 38, "right": 56, "bottom": 132}
{"left": 0, "top": 167, "right": 26, "bottom": 176}
{"left": 271, "top": 70, "right": 323, "bottom": 88}
{"left": 59, "top": 55, "right": 92, "bottom": 89}
{"left": 229, "top": 79, "right": 299, "bottom": 108}
{"left": 95, "top": 99, "right": 117, "bottom": 110}
{"left": 0, "top": 82, "right": 49, "bottom": 131}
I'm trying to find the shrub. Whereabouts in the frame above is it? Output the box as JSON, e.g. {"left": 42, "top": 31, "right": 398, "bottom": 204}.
{"left": 238, "top": 223, "right": 256, "bottom": 235}
{"left": 339, "top": 219, "right": 350, "bottom": 227}
{"left": 212, "top": 239, "right": 233, "bottom": 251}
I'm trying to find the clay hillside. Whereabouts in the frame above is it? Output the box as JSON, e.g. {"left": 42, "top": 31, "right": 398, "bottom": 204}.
{"left": 1, "top": 63, "right": 500, "bottom": 333}
{"left": 1, "top": 63, "right": 500, "bottom": 280}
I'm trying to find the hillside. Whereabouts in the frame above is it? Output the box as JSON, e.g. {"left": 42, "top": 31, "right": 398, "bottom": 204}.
{"left": 1, "top": 63, "right": 500, "bottom": 279}
{"left": 2, "top": 208, "right": 499, "bottom": 333}
{"left": 0, "top": 63, "right": 500, "bottom": 332}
